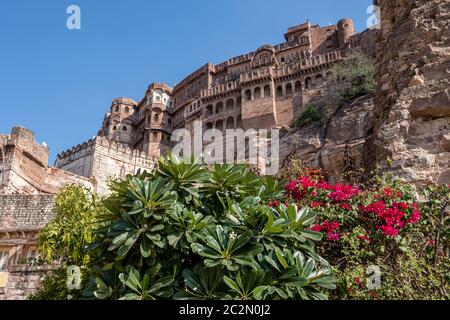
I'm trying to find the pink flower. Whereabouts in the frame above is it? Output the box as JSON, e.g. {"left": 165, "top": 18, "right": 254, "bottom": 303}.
{"left": 328, "top": 184, "right": 360, "bottom": 202}
{"left": 407, "top": 210, "right": 420, "bottom": 224}
{"left": 311, "top": 201, "right": 323, "bottom": 208}
{"left": 380, "top": 225, "right": 399, "bottom": 237}
{"left": 327, "top": 232, "right": 340, "bottom": 241}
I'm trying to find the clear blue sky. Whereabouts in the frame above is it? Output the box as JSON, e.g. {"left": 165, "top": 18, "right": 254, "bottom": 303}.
{"left": 0, "top": 0, "right": 373, "bottom": 163}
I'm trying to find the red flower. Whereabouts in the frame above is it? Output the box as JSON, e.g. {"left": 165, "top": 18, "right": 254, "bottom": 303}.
{"left": 268, "top": 200, "right": 280, "bottom": 208}
{"left": 380, "top": 225, "right": 399, "bottom": 237}
{"left": 311, "top": 201, "right": 323, "bottom": 208}
{"left": 317, "top": 180, "right": 333, "bottom": 190}
{"left": 340, "top": 203, "right": 351, "bottom": 210}
{"left": 407, "top": 210, "right": 420, "bottom": 224}
{"left": 383, "top": 187, "right": 393, "bottom": 197}
{"left": 328, "top": 184, "right": 360, "bottom": 202}
{"left": 355, "top": 277, "right": 362, "bottom": 285}
{"left": 357, "top": 235, "right": 372, "bottom": 243}
{"left": 327, "top": 232, "right": 340, "bottom": 241}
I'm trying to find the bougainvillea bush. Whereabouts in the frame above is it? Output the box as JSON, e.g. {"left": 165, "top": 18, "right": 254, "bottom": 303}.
{"left": 280, "top": 162, "right": 449, "bottom": 300}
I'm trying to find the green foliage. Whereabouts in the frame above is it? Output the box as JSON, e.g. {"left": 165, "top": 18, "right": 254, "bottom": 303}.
{"left": 284, "top": 165, "right": 449, "bottom": 300}
{"left": 325, "top": 52, "right": 375, "bottom": 107}
{"left": 81, "top": 154, "right": 334, "bottom": 300}
{"left": 295, "top": 105, "right": 322, "bottom": 128}
{"left": 31, "top": 185, "right": 105, "bottom": 300}
{"left": 38, "top": 185, "right": 104, "bottom": 266}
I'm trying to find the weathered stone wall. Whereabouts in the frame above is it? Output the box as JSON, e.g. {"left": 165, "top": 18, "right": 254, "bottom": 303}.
{"left": 369, "top": 0, "right": 450, "bottom": 185}
{"left": 0, "top": 194, "right": 56, "bottom": 300}
{"left": 56, "top": 136, "right": 156, "bottom": 194}
{"left": 0, "top": 127, "right": 95, "bottom": 195}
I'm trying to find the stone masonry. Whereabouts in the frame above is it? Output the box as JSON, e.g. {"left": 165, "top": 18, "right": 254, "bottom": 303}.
{"left": 0, "top": 195, "right": 56, "bottom": 300}
{"left": 368, "top": 0, "right": 450, "bottom": 185}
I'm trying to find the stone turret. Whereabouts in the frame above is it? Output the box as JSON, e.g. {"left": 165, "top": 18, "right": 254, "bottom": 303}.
{"left": 337, "top": 18, "right": 355, "bottom": 47}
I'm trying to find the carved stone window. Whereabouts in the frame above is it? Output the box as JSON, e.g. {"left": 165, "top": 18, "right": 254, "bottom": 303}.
{"left": 264, "top": 85, "right": 271, "bottom": 97}
{"left": 276, "top": 85, "right": 283, "bottom": 97}
{"left": 0, "top": 251, "right": 8, "bottom": 272}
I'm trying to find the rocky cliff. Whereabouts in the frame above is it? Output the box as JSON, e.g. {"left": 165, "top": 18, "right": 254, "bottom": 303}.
{"left": 280, "top": 95, "right": 374, "bottom": 182}
{"left": 282, "top": 0, "right": 449, "bottom": 185}
{"left": 369, "top": 0, "right": 449, "bottom": 185}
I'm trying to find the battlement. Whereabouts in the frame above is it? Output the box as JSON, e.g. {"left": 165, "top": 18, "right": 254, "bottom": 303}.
{"left": 56, "top": 136, "right": 155, "bottom": 163}
{"left": 112, "top": 97, "right": 138, "bottom": 106}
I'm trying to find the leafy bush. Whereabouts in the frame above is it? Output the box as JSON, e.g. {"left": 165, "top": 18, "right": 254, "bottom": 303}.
{"left": 80, "top": 154, "right": 335, "bottom": 300}
{"left": 324, "top": 52, "right": 375, "bottom": 107}
{"left": 282, "top": 165, "right": 449, "bottom": 300}
{"left": 30, "top": 185, "right": 105, "bottom": 300}
{"left": 295, "top": 105, "right": 322, "bottom": 128}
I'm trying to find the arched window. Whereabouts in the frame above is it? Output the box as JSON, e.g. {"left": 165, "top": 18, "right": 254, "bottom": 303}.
{"left": 168, "top": 119, "right": 172, "bottom": 126}
{"left": 216, "top": 120, "right": 224, "bottom": 132}
{"left": 115, "top": 106, "right": 120, "bottom": 112}
{"left": 154, "top": 113, "right": 159, "bottom": 122}
{"left": 315, "top": 74, "right": 324, "bottom": 87}
{"left": 295, "top": 81, "right": 302, "bottom": 93}
{"left": 264, "top": 85, "right": 271, "bottom": 97}
{"left": 152, "top": 132, "right": 158, "bottom": 141}
{"left": 276, "top": 85, "right": 283, "bottom": 97}
{"left": 206, "top": 105, "right": 213, "bottom": 115}
{"left": 216, "top": 102, "right": 224, "bottom": 114}
{"left": 245, "top": 89, "right": 252, "bottom": 101}
{"left": 125, "top": 107, "right": 130, "bottom": 113}
{"left": 122, "top": 126, "right": 127, "bottom": 131}
{"left": 113, "top": 126, "right": 117, "bottom": 131}
{"left": 206, "top": 122, "right": 213, "bottom": 130}
{"left": 226, "top": 99, "right": 234, "bottom": 111}
{"left": 226, "top": 117, "right": 234, "bottom": 129}
{"left": 254, "top": 87, "right": 261, "bottom": 99}
{"left": 285, "top": 83, "right": 293, "bottom": 96}
{"left": 305, "top": 77, "right": 312, "bottom": 90}
{"left": 236, "top": 115, "right": 243, "bottom": 128}
{"left": 0, "top": 147, "right": 4, "bottom": 164}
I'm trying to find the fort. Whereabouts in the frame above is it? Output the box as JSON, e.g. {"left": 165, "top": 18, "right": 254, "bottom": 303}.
{"left": 1, "top": 0, "right": 448, "bottom": 299}
{"left": 0, "top": 19, "right": 378, "bottom": 299}
{"left": 52, "top": 18, "right": 376, "bottom": 192}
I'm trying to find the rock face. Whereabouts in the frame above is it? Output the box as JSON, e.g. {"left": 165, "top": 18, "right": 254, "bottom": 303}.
{"left": 369, "top": 0, "right": 450, "bottom": 185}
{"left": 280, "top": 95, "right": 374, "bottom": 182}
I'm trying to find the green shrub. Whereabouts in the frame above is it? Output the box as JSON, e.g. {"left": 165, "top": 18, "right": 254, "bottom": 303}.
{"left": 295, "top": 105, "right": 321, "bottom": 128}
{"left": 325, "top": 52, "right": 375, "bottom": 107}
{"left": 79, "top": 154, "right": 335, "bottom": 300}
{"left": 29, "top": 185, "right": 105, "bottom": 300}
{"left": 284, "top": 166, "right": 449, "bottom": 300}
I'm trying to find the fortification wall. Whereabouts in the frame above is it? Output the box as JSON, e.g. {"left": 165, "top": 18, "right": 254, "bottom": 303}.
{"left": 1, "top": 127, "right": 95, "bottom": 195}
{"left": 92, "top": 136, "right": 155, "bottom": 194}
{"left": 0, "top": 195, "right": 55, "bottom": 229}
{"left": 56, "top": 136, "right": 156, "bottom": 194}
{"left": 0, "top": 194, "right": 56, "bottom": 300}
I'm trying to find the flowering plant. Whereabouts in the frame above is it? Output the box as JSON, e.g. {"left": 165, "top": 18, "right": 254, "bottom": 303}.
{"left": 278, "top": 161, "right": 449, "bottom": 300}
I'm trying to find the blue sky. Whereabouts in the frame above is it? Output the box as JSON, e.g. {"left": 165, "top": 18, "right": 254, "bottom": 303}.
{"left": 0, "top": 0, "right": 373, "bottom": 163}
